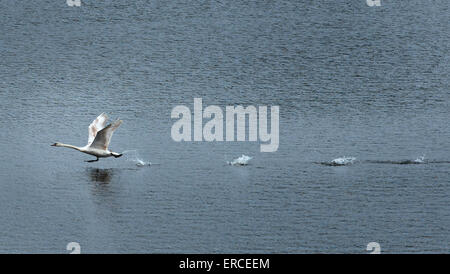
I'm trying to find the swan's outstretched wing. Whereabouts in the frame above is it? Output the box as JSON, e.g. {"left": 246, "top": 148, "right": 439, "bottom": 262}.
{"left": 89, "top": 119, "right": 122, "bottom": 150}
{"left": 87, "top": 113, "right": 108, "bottom": 146}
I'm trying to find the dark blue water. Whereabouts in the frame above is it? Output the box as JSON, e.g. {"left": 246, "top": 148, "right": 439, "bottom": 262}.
{"left": 0, "top": 0, "right": 449, "bottom": 253}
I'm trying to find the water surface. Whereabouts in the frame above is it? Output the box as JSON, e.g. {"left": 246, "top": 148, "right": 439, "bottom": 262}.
{"left": 0, "top": 0, "right": 449, "bottom": 253}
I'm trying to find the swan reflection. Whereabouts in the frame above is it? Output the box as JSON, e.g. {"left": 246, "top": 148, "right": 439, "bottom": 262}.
{"left": 87, "top": 168, "right": 114, "bottom": 183}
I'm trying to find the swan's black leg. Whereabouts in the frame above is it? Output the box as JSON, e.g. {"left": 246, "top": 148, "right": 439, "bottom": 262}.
{"left": 85, "top": 157, "right": 99, "bottom": 163}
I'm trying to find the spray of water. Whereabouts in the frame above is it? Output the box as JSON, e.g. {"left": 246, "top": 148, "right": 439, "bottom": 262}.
{"left": 331, "top": 156, "right": 357, "bottom": 166}
{"left": 121, "top": 150, "right": 152, "bottom": 167}
{"left": 414, "top": 155, "right": 426, "bottom": 164}
{"left": 227, "top": 155, "right": 253, "bottom": 166}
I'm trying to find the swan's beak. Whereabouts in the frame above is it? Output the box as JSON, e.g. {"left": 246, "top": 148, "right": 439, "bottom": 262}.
{"left": 51, "top": 143, "right": 57, "bottom": 146}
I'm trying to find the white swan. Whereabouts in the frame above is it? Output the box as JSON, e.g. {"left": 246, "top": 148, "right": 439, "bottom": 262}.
{"left": 51, "top": 113, "right": 123, "bottom": 162}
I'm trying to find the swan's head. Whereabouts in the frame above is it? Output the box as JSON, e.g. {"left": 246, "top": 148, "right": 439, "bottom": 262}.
{"left": 51, "top": 142, "right": 61, "bottom": 147}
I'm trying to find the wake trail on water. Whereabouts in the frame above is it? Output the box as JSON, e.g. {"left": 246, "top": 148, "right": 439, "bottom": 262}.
{"left": 365, "top": 155, "right": 427, "bottom": 165}
{"left": 121, "top": 150, "right": 152, "bottom": 167}
{"left": 317, "top": 155, "right": 450, "bottom": 166}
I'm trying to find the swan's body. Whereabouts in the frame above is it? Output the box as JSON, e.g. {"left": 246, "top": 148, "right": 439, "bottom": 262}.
{"left": 52, "top": 113, "right": 123, "bottom": 162}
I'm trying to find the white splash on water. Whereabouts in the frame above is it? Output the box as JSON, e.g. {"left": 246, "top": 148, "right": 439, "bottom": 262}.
{"left": 413, "top": 155, "right": 426, "bottom": 164}
{"left": 228, "top": 155, "right": 253, "bottom": 166}
{"left": 122, "top": 150, "right": 151, "bottom": 167}
{"left": 330, "top": 156, "right": 356, "bottom": 166}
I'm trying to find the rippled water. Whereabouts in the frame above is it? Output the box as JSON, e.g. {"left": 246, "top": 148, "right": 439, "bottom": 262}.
{"left": 0, "top": 0, "right": 449, "bottom": 253}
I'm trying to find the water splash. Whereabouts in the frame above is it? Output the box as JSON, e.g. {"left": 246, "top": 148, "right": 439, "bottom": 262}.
{"left": 122, "top": 150, "right": 151, "bottom": 167}
{"left": 317, "top": 156, "right": 357, "bottom": 166}
{"left": 228, "top": 155, "right": 253, "bottom": 166}
{"left": 330, "top": 156, "right": 356, "bottom": 166}
{"left": 413, "top": 155, "right": 426, "bottom": 164}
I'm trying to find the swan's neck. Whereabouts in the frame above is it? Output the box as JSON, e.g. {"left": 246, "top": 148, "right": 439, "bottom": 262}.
{"left": 56, "top": 143, "right": 84, "bottom": 151}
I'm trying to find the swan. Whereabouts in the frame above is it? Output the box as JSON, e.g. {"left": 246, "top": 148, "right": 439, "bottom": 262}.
{"left": 51, "top": 113, "right": 123, "bottom": 162}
